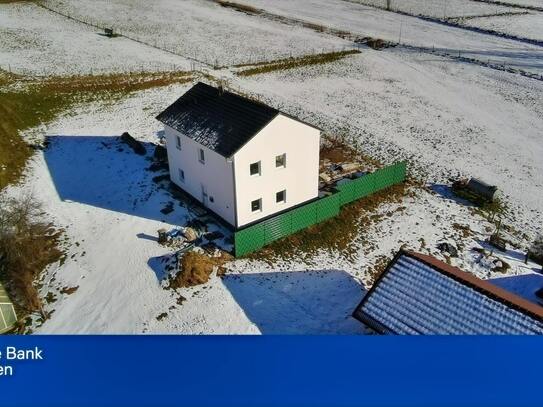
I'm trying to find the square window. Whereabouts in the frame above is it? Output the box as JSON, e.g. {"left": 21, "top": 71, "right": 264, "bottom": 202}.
{"left": 276, "top": 153, "right": 286, "bottom": 168}
{"left": 251, "top": 198, "right": 262, "bottom": 212}
{"left": 198, "top": 148, "right": 205, "bottom": 163}
{"left": 250, "top": 161, "right": 261, "bottom": 176}
{"left": 178, "top": 169, "right": 185, "bottom": 182}
{"left": 175, "top": 136, "right": 182, "bottom": 150}
{"left": 276, "top": 190, "right": 286, "bottom": 203}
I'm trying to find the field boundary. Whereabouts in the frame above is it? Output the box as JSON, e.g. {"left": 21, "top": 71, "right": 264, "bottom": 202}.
{"left": 470, "top": 0, "right": 543, "bottom": 13}
{"left": 344, "top": 0, "right": 543, "bottom": 48}
{"left": 234, "top": 161, "right": 407, "bottom": 257}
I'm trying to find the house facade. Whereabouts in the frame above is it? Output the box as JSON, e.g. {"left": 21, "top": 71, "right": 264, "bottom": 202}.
{"left": 157, "top": 82, "right": 321, "bottom": 229}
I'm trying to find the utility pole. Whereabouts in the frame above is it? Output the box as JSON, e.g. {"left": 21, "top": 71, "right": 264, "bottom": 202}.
{"left": 386, "top": 0, "right": 391, "bottom": 11}
{"left": 398, "top": 20, "right": 403, "bottom": 44}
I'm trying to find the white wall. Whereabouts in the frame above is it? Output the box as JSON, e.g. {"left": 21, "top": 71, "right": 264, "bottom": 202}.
{"left": 233, "top": 114, "right": 320, "bottom": 228}
{"left": 164, "top": 125, "right": 236, "bottom": 226}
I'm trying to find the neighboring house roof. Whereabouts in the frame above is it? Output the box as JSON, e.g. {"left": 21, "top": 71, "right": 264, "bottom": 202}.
{"left": 156, "top": 82, "right": 282, "bottom": 158}
{"left": 353, "top": 250, "right": 543, "bottom": 334}
{"left": 0, "top": 283, "right": 17, "bottom": 334}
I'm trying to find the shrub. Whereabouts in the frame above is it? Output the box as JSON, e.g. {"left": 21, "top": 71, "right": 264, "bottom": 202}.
{"left": 530, "top": 234, "right": 543, "bottom": 264}
{"left": 0, "top": 193, "right": 62, "bottom": 319}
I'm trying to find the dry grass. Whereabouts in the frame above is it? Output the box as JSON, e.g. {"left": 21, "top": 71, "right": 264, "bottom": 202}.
{"left": 39, "top": 71, "right": 192, "bottom": 94}
{"left": 365, "top": 254, "right": 390, "bottom": 285}
{"left": 320, "top": 133, "right": 382, "bottom": 169}
{"left": 0, "top": 70, "right": 193, "bottom": 189}
{"left": 236, "top": 50, "right": 361, "bottom": 76}
{"left": 215, "top": 0, "right": 260, "bottom": 14}
{"left": 250, "top": 181, "right": 412, "bottom": 262}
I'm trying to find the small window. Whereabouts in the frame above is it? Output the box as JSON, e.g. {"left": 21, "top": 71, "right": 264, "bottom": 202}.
{"left": 198, "top": 148, "right": 205, "bottom": 163}
{"left": 250, "top": 161, "right": 261, "bottom": 176}
{"left": 209, "top": 196, "right": 214, "bottom": 203}
{"left": 276, "top": 153, "right": 286, "bottom": 168}
{"left": 251, "top": 198, "right": 262, "bottom": 213}
{"left": 175, "top": 135, "right": 182, "bottom": 150}
{"left": 276, "top": 190, "right": 286, "bottom": 204}
{"left": 178, "top": 168, "right": 185, "bottom": 182}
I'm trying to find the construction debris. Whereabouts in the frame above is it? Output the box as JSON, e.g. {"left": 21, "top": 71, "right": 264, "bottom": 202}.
{"left": 319, "top": 159, "right": 365, "bottom": 187}
{"left": 183, "top": 227, "right": 199, "bottom": 242}
{"left": 437, "top": 242, "right": 458, "bottom": 257}
{"left": 157, "top": 228, "right": 168, "bottom": 244}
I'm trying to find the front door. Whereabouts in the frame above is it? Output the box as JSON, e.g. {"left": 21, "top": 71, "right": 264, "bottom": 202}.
{"left": 201, "top": 184, "right": 208, "bottom": 207}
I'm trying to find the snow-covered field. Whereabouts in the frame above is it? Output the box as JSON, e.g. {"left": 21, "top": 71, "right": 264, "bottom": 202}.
{"left": 497, "top": 0, "right": 543, "bottom": 8}
{"left": 353, "top": 0, "right": 543, "bottom": 42}
{"left": 352, "top": 0, "right": 513, "bottom": 18}
{"left": 241, "top": 0, "right": 543, "bottom": 75}
{"left": 0, "top": 2, "right": 190, "bottom": 76}
{"left": 464, "top": 12, "right": 543, "bottom": 42}
{"left": 39, "top": 0, "right": 349, "bottom": 68}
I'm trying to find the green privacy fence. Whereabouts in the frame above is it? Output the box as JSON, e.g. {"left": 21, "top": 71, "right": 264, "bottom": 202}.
{"left": 234, "top": 161, "right": 407, "bottom": 257}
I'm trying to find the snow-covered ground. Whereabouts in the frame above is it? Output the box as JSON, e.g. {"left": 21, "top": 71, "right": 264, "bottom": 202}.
{"left": 464, "top": 12, "right": 543, "bottom": 42}
{"left": 39, "top": 0, "right": 349, "bottom": 68}
{"left": 0, "top": 2, "right": 190, "bottom": 76}
{"left": 241, "top": 0, "right": 543, "bottom": 75}
{"left": 352, "top": 0, "right": 543, "bottom": 43}
{"left": 496, "top": 0, "right": 543, "bottom": 8}
{"left": 3, "top": 70, "right": 540, "bottom": 334}
{"left": 6, "top": 83, "right": 368, "bottom": 334}
{"left": 2, "top": 0, "right": 543, "bottom": 334}
{"left": 352, "top": 0, "right": 513, "bottom": 18}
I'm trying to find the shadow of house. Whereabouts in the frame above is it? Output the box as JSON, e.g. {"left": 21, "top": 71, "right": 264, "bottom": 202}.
{"left": 490, "top": 273, "right": 543, "bottom": 306}
{"left": 222, "top": 270, "right": 367, "bottom": 334}
{"left": 44, "top": 135, "right": 186, "bottom": 224}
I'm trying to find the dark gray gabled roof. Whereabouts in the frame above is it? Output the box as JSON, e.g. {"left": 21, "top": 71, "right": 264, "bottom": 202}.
{"left": 353, "top": 250, "right": 543, "bottom": 335}
{"left": 156, "top": 82, "right": 280, "bottom": 158}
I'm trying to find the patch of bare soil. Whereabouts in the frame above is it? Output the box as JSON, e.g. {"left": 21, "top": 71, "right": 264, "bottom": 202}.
{"left": 169, "top": 251, "right": 233, "bottom": 288}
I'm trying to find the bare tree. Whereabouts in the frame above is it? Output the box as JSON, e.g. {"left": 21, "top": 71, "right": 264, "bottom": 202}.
{"left": 0, "top": 193, "right": 62, "bottom": 320}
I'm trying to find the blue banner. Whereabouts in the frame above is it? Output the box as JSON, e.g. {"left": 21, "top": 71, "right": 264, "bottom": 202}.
{"left": 0, "top": 336, "right": 540, "bottom": 407}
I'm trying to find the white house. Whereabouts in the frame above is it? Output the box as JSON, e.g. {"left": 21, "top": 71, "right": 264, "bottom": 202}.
{"left": 156, "top": 82, "right": 321, "bottom": 229}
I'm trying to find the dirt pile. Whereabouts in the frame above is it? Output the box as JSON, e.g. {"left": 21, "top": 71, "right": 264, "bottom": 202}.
{"left": 170, "top": 251, "right": 233, "bottom": 288}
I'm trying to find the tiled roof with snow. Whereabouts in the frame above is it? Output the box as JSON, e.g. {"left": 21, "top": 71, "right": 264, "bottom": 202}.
{"left": 353, "top": 251, "right": 543, "bottom": 335}
{"left": 156, "top": 82, "right": 279, "bottom": 158}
